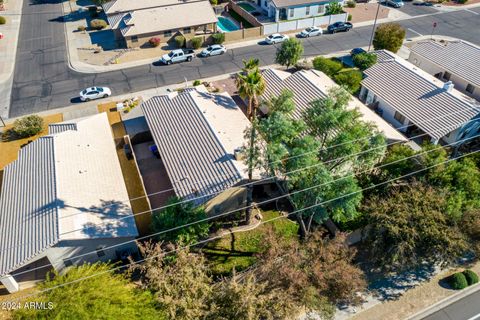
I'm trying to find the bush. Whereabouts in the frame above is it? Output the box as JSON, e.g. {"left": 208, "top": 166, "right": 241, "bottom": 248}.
{"left": 312, "top": 57, "right": 343, "bottom": 77}
{"left": 457, "top": 0, "right": 468, "bottom": 3}
{"left": 334, "top": 69, "right": 363, "bottom": 93}
{"left": 212, "top": 32, "right": 225, "bottom": 44}
{"left": 347, "top": 0, "right": 356, "bottom": 7}
{"left": 12, "top": 115, "right": 44, "bottom": 138}
{"left": 174, "top": 35, "right": 185, "bottom": 48}
{"left": 149, "top": 37, "right": 161, "bottom": 47}
{"left": 193, "top": 80, "right": 201, "bottom": 86}
{"left": 353, "top": 52, "right": 377, "bottom": 70}
{"left": 326, "top": 2, "right": 344, "bottom": 15}
{"left": 210, "top": 0, "right": 218, "bottom": 4}
{"left": 463, "top": 270, "right": 479, "bottom": 285}
{"left": 449, "top": 272, "right": 468, "bottom": 290}
{"left": 89, "top": 19, "right": 107, "bottom": 30}
{"left": 373, "top": 23, "right": 406, "bottom": 53}
{"left": 0, "top": 16, "right": 6, "bottom": 25}
{"left": 190, "top": 37, "right": 202, "bottom": 49}
{"left": 77, "top": 25, "right": 86, "bottom": 32}
{"left": 348, "top": 14, "right": 353, "bottom": 21}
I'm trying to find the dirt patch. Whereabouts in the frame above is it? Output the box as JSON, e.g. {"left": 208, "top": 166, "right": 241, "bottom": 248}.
{"left": 441, "top": 0, "right": 480, "bottom": 6}
{"left": 344, "top": 3, "right": 390, "bottom": 24}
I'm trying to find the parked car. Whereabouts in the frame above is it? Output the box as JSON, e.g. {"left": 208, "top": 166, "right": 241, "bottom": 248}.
{"left": 200, "top": 44, "right": 227, "bottom": 57}
{"left": 383, "top": 0, "right": 404, "bottom": 7}
{"left": 298, "top": 26, "right": 323, "bottom": 38}
{"left": 355, "top": 0, "right": 370, "bottom": 3}
{"left": 265, "top": 33, "right": 289, "bottom": 44}
{"left": 327, "top": 22, "right": 353, "bottom": 33}
{"left": 351, "top": 48, "right": 367, "bottom": 56}
{"left": 160, "top": 49, "right": 195, "bottom": 64}
{"left": 79, "top": 87, "right": 111, "bottom": 102}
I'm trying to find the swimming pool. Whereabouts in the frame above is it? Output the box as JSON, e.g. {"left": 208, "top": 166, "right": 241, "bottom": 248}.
{"left": 217, "top": 16, "right": 239, "bottom": 32}
{"left": 238, "top": 1, "right": 256, "bottom": 12}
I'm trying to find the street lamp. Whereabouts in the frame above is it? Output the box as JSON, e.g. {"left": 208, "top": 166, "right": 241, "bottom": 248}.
{"left": 367, "top": 0, "right": 382, "bottom": 52}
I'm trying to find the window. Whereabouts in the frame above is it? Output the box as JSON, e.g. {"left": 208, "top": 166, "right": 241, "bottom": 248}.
{"left": 289, "top": 8, "right": 294, "bottom": 17}
{"left": 317, "top": 5, "right": 325, "bottom": 14}
{"left": 96, "top": 246, "right": 106, "bottom": 257}
{"left": 466, "top": 83, "right": 475, "bottom": 94}
{"left": 306, "top": 5, "right": 310, "bottom": 15}
{"left": 164, "top": 30, "right": 172, "bottom": 37}
{"left": 183, "top": 27, "right": 191, "bottom": 34}
{"left": 394, "top": 111, "right": 406, "bottom": 124}
{"left": 443, "top": 71, "right": 451, "bottom": 81}
{"left": 131, "top": 36, "right": 138, "bottom": 43}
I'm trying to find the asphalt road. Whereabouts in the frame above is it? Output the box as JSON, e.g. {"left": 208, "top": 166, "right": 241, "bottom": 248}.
{"left": 422, "top": 289, "right": 480, "bottom": 320}
{"left": 8, "top": 1, "right": 480, "bottom": 117}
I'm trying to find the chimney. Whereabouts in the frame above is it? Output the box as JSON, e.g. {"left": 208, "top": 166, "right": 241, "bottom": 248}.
{"left": 443, "top": 81, "right": 454, "bottom": 92}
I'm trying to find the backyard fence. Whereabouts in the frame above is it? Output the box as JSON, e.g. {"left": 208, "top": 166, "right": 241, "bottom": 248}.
{"left": 262, "top": 13, "right": 348, "bottom": 35}
{"left": 228, "top": 1, "right": 263, "bottom": 27}
{"left": 224, "top": 26, "right": 263, "bottom": 43}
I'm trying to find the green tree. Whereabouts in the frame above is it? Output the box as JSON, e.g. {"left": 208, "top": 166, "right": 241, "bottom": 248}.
{"left": 372, "top": 23, "right": 406, "bottom": 53}
{"left": 364, "top": 183, "right": 468, "bottom": 271}
{"left": 151, "top": 196, "right": 210, "bottom": 245}
{"left": 352, "top": 52, "right": 377, "bottom": 70}
{"left": 275, "top": 38, "right": 304, "bottom": 69}
{"left": 241, "top": 58, "right": 260, "bottom": 74}
{"left": 14, "top": 263, "right": 164, "bottom": 320}
{"left": 235, "top": 65, "right": 266, "bottom": 120}
{"left": 325, "top": 2, "right": 344, "bottom": 15}
{"left": 313, "top": 56, "right": 343, "bottom": 77}
{"left": 333, "top": 69, "right": 363, "bottom": 93}
{"left": 92, "top": 0, "right": 109, "bottom": 5}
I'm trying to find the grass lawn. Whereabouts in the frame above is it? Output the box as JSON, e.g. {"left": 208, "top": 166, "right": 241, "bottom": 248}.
{"left": 98, "top": 103, "right": 152, "bottom": 236}
{"left": 202, "top": 210, "right": 298, "bottom": 276}
{"left": 0, "top": 114, "right": 63, "bottom": 170}
{"left": 0, "top": 286, "right": 37, "bottom": 320}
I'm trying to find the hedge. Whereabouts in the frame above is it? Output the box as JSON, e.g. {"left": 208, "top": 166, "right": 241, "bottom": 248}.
{"left": 90, "top": 19, "right": 107, "bottom": 30}
{"left": 449, "top": 272, "right": 468, "bottom": 290}
{"left": 334, "top": 69, "right": 363, "bottom": 93}
{"left": 353, "top": 52, "right": 378, "bottom": 70}
{"left": 312, "top": 57, "right": 343, "bottom": 77}
{"left": 463, "top": 270, "right": 479, "bottom": 286}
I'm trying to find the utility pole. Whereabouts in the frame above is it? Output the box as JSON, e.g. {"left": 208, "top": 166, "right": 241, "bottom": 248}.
{"left": 0, "top": 116, "right": 5, "bottom": 127}
{"left": 245, "top": 108, "right": 256, "bottom": 225}
{"left": 368, "top": 1, "right": 382, "bottom": 52}
{"left": 431, "top": 22, "right": 437, "bottom": 40}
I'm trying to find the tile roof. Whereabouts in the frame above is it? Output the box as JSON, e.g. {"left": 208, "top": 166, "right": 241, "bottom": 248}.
{"left": 0, "top": 113, "right": 138, "bottom": 276}
{"left": 410, "top": 40, "right": 480, "bottom": 87}
{"left": 362, "top": 50, "right": 480, "bottom": 140}
{"left": 141, "top": 88, "right": 244, "bottom": 206}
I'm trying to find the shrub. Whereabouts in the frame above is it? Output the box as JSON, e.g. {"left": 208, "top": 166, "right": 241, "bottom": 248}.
{"left": 190, "top": 37, "right": 202, "bottom": 49}
{"left": 312, "top": 56, "right": 343, "bottom": 77}
{"left": 463, "top": 270, "right": 479, "bottom": 285}
{"left": 449, "top": 272, "right": 468, "bottom": 290}
{"left": 373, "top": 23, "right": 406, "bottom": 53}
{"left": 347, "top": 0, "right": 356, "bottom": 7}
{"left": 457, "top": 0, "right": 468, "bottom": 3}
{"left": 210, "top": 0, "right": 218, "bottom": 4}
{"left": 326, "top": 2, "right": 344, "bottom": 15}
{"left": 193, "top": 80, "right": 201, "bottom": 86}
{"left": 89, "top": 19, "right": 107, "bottom": 30}
{"left": 334, "top": 69, "right": 363, "bottom": 93}
{"left": 77, "top": 25, "right": 86, "bottom": 32}
{"left": 348, "top": 14, "right": 353, "bottom": 21}
{"left": 0, "top": 16, "right": 6, "bottom": 25}
{"left": 212, "top": 32, "right": 225, "bottom": 44}
{"left": 149, "top": 37, "right": 161, "bottom": 47}
{"left": 353, "top": 52, "right": 377, "bottom": 70}
{"left": 174, "top": 35, "right": 185, "bottom": 48}
{"left": 12, "top": 115, "right": 44, "bottom": 138}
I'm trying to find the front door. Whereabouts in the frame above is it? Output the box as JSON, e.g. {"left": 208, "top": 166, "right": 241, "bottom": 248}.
{"left": 280, "top": 8, "right": 287, "bottom": 20}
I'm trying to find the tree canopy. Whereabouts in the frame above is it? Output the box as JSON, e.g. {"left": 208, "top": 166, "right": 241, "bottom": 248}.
{"left": 275, "top": 38, "right": 304, "bottom": 69}
{"left": 372, "top": 23, "right": 406, "bottom": 53}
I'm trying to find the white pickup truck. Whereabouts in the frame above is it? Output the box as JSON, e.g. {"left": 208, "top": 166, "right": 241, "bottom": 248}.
{"left": 160, "top": 49, "right": 195, "bottom": 65}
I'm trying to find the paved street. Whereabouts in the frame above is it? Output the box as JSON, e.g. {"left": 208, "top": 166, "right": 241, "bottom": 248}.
{"left": 422, "top": 289, "right": 480, "bottom": 320}
{"left": 8, "top": 0, "right": 480, "bottom": 118}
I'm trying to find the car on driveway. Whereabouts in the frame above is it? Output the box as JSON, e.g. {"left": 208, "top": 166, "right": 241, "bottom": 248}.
{"left": 79, "top": 87, "right": 111, "bottom": 102}
{"left": 350, "top": 48, "right": 367, "bottom": 56}
{"left": 298, "top": 27, "right": 323, "bottom": 38}
{"left": 160, "top": 49, "right": 195, "bottom": 64}
{"left": 327, "top": 22, "right": 353, "bottom": 33}
{"left": 265, "top": 33, "right": 289, "bottom": 44}
{"left": 383, "top": 0, "right": 404, "bottom": 7}
{"left": 200, "top": 44, "right": 227, "bottom": 57}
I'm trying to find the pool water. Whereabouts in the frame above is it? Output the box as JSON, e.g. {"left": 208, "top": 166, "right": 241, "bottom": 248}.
{"left": 217, "top": 16, "right": 239, "bottom": 32}
{"left": 238, "top": 2, "right": 256, "bottom": 12}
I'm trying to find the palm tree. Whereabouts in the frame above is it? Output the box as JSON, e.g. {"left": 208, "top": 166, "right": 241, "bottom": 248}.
{"left": 241, "top": 58, "right": 260, "bottom": 74}
{"left": 235, "top": 67, "right": 265, "bottom": 120}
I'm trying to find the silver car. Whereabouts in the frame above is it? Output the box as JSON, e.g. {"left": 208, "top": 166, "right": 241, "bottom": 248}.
{"left": 384, "top": 0, "right": 404, "bottom": 7}
{"left": 79, "top": 87, "right": 111, "bottom": 102}
{"left": 299, "top": 27, "right": 323, "bottom": 38}
{"left": 200, "top": 44, "right": 227, "bottom": 57}
{"left": 265, "top": 33, "right": 289, "bottom": 44}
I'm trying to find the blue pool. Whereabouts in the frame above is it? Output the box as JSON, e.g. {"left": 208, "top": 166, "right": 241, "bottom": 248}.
{"left": 217, "top": 16, "right": 239, "bottom": 32}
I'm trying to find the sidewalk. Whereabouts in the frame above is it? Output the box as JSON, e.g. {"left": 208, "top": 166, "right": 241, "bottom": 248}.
{"left": 0, "top": 0, "right": 23, "bottom": 119}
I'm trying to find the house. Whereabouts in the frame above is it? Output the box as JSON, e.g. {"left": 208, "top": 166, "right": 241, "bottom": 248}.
{"left": 260, "top": 0, "right": 344, "bottom": 22}
{"left": 261, "top": 68, "right": 408, "bottom": 143}
{"left": 103, "top": 0, "right": 218, "bottom": 47}
{"left": 0, "top": 113, "right": 138, "bottom": 293}
{"left": 408, "top": 40, "right": 480, "bottom": 101}
{"left": 360, "top": 50, "right": 480, "bottom": 145}
{"left": 139, "top": 86, "right": 256, "bottom": 216}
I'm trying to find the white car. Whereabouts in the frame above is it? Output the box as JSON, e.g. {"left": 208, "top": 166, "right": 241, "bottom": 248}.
{"left": 299, "top": 27, "right": 322, "bottom": 38}
{"left": 79, "top": 87, "right": 111, "bottom": 102}
{"left": 265, "top": 33, "right": 289, "bottom": 44}
{"left": 200, "top": 44, "right": 227, "bottom": 57}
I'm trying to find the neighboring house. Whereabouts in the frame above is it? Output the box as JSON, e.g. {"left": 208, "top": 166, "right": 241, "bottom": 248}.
{"left": 140, "top": 86, "right": 255, "bottom": 216}
{"left": 261, "top": 68, "right": 408, "bottom": 143}
{"left": 260, "top": 0, "right": 343, "bottom": 22}
{"left": 103, "top": 0, "right": 218, "bottom": 48}
{"left": 0, "top": 113, "right": 138, "bottom": 293}
{"left": 360, "top": 50, "right": 480, "bottom": 145}
{"left": 409, "top": 40, "right": 480, "bottom": 101}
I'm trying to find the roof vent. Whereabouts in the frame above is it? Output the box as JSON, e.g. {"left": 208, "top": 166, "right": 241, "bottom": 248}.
{"left": 443, "top": 81, "right": 454, "bottom": 92}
